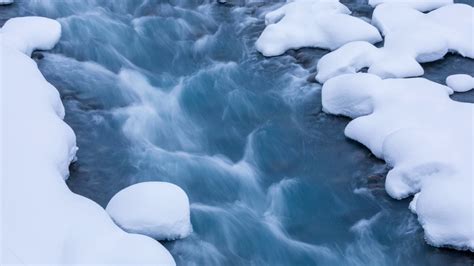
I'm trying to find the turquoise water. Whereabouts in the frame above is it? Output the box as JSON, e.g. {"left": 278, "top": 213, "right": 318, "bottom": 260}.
{"left": 3, "top": 1, "right": 474, "bottom": 265}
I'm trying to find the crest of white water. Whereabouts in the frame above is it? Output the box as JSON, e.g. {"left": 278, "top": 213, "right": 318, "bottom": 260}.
{"left": 5, "top": 0, "right": 473, "bottom": 265}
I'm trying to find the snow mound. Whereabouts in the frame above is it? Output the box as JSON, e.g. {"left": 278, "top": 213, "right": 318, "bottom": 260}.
{"left": 316, "top": 4, "right": 474, "bottom": 83}
{"left": 1, "top": 17, "right": 175, "bottom": 265}
{"left": 255, "top": 0, "right": 382, "bottom": 56}
{"left": 446, "top": 74, "right": 474, "bottom": 92}
{"left": 0, "top": 16, "right": 61, "bottom": 56}
{"left": 368, "top": 0, "right": 453, "bottom": 12}
{"left": 106, "top": 182, "right": 192, "bottom": 241}
{"left": 0, "top": 0, "right": 14, "bottom": 5}
{"left": 322, "top": 73, "right": 473, "bottom": 251}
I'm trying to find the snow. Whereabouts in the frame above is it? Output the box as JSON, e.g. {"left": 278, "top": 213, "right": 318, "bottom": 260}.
{"left": 1, "top": 16, "right": 61, "bottom": 56}
{"left": 255, "top": 0, "right": 382, "bottom": 56}
{"left": 368, "top": 0, "right": 453, "bottom": 12}
{"left": 0, "top": 0, "right": 13, "bottom": 5}
{"left": 316, "top": 4, "right": 474, "bottom": 83}
{"left": 446, "top": 74, "right": 474, "bottom": 93}
{"left": 322, "top": 73, "right": 474, "bottom": 251}
{"left": 1, "top": 17, "right": 175, "bottom": 265}
{"left": 106, "top": 182, "right": 193, "bottom": 241}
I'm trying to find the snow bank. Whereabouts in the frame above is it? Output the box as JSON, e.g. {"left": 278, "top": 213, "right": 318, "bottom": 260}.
{"left": 316, "top": 4, "right": 474, "bottom": 83}
{"left": 368, "top": 0, "right": 453, "bottom": 12}
{"left": 446, "top": 74, "right": 474, "bottom": 93}
{"left": 1, "top": 16, "right": 61, "bottom": 56}
{"left": 255, "top": 0, "right": 382, "bottom": 56}
{"left": 106, "top": 182, "right": 192, "bottom": 241}
{"left": 322, "top": 73, "right": 473, "bottom": 251}
{"left": 1, "top": 17, "right": 175, "bottom": 265}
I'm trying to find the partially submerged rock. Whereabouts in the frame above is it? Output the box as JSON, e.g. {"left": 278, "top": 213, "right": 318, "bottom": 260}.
{"left": 368, "top": 0, "right": 453, "bottom": 12}
{"left": 255, "top": 0, "right": 381, "bottom": 57}
{"left": 0, "top": 0, "right": 14, "bottom": 6}
{"left": 316, "top": 4, "right": 474, "bottom": 83}
{"left": 106, "top": 182, "right": 192, "bottom": 241}
{"left": 446, "top": 74, "right": 474, "bottom": 93}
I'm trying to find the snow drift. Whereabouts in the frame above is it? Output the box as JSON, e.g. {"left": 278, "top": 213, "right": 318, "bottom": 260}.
{"left": 322, "top": 73, "right": 473, "bottom": 251}
{"left": 316, "top": 3, "right": 474, "bottom": 83}
{"left": 255, "top": 0, "right": 382, "bottom": 56}
{"left": 1, "top": 16, "right": 175, "bottom": 265}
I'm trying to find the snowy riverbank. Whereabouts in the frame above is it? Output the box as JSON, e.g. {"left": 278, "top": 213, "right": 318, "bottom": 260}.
{"left": 1, "top": 16, "right": 177, "bottom": 265}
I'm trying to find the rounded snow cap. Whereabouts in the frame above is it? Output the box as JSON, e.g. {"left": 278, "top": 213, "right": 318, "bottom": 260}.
{"left": 106, "top": 181, "right": 192, "bottom": 241}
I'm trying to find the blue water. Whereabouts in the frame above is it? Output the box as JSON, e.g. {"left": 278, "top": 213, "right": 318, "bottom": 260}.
{"left": 2, "top": 1, "right": 474, "bottom": 265}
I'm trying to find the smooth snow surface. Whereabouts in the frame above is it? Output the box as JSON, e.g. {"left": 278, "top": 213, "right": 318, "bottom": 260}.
{"left": 446, "top": 74, "right": 474, "bottom": 92}
{"left": 322, "top": 73, "right": 474, "bottom": 251}
{"left": 255, "top": 0, "right": 382, "bottom": 56}
{"left": 1, "top": 17, "right": 175, "bottom": 265}
{"left": 368, "top": 0, "right": 453, "bottom": 11}
{"left": 316, "top": 4, "right": 474, "bottom": 83}
{"left": 106, "top": 182, "right": 192, "bottom": 241}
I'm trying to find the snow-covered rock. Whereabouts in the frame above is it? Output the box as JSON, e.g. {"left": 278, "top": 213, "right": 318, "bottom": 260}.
{"left": 368, "top": 0, "right": 453, "bottom": 12}
{"left": 322, "top": 73, "right": 474, "bottom": 251}
{"left": 1, "top": 16, "right": 61, "bottom": 56}
{"left": 255, "top": 0, "right": 382, "bottom": 56}
{"left": 316, "top": 4, "right": 474, "bottom": 83}
{"left": 446, "top": 74, "right": 474, "bottom": 92}
{"left": 0, "top": 0, "right": 13, "bottom": 5}
{"left": 106, "top": 182, "right": 192, "bottom": 241}
{"left": 1, "top": 17, "right": 175, "bottom": 265}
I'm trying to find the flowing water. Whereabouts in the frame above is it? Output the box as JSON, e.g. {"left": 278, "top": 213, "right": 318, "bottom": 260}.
{"left": 2, "top": 1, "right": 474, "bottom": 265}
